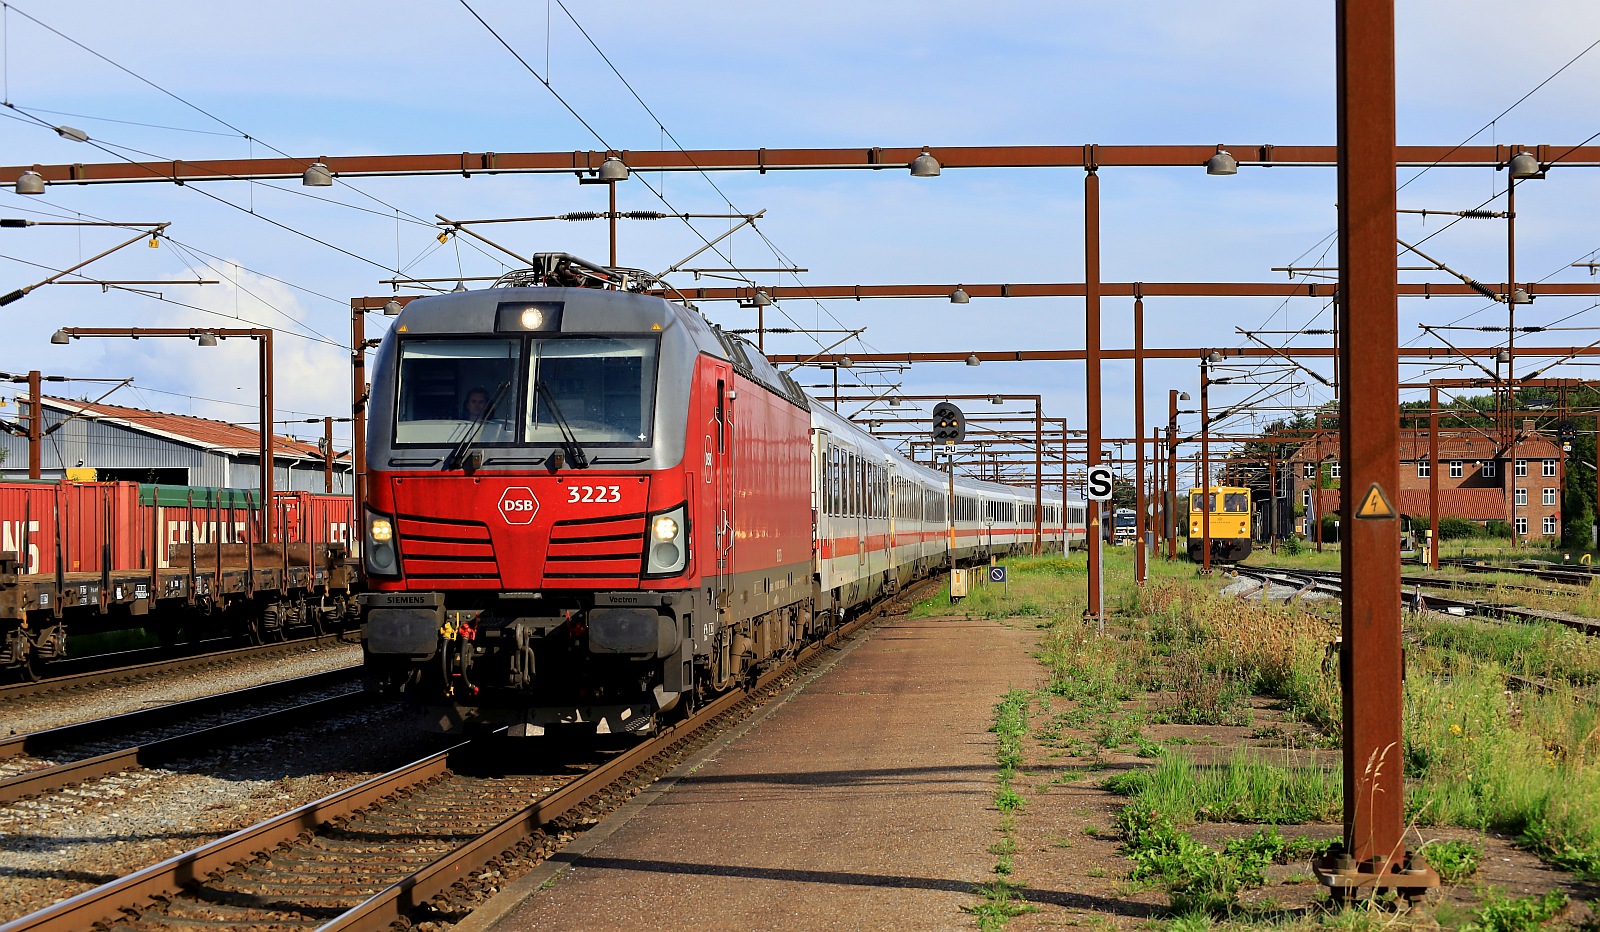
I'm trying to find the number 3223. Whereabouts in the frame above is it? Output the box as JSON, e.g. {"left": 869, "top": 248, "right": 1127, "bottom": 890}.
{"left": 568, "top": 485, "right": 621, "bottom": 503}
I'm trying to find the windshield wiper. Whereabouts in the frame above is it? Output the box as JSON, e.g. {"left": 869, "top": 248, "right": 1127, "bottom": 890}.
{"left": 448, "top": 380, "right": 510, "bottom": 471}
{"left": 535, "top": 380, "right": 589, "bottom": 469}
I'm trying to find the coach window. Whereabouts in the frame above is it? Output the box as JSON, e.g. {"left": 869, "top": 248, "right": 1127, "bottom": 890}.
{"left": 527, "top": 336, "right": 658, "bottom": 445}
{"left": 395, "top": 338, "right": 520, "bottom": 445}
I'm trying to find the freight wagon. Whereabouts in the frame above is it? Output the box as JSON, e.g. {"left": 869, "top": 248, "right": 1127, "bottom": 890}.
{"left": 0, "top": 480, "right": 360, "bottom": 678}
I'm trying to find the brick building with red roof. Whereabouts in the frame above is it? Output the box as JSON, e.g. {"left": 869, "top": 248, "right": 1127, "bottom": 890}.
{"left": 1287, "top": 419, "right": 1564, "bottom": 542}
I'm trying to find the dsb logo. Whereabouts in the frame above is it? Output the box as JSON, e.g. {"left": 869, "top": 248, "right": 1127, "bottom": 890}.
{"left": 497, "top": 487, "right": 540, "bottom": 525}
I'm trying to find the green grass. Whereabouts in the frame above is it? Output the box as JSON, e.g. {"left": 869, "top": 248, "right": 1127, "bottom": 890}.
{"left": 1104, "top": 750, "right": 1341, "bottom": 826}
{"left": 935, "top": 546, "right": 1600, "bottom": 916}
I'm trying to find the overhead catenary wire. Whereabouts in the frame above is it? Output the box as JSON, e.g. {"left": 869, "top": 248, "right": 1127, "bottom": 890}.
{"left": 458, "top": 0, "right": 873, "bottom": 379}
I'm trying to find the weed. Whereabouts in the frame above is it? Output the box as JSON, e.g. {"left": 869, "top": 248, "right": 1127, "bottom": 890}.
{"left": 1096, "top": 713, "right": 1148, "bottom": 749}
{"left": 964, "top": 878, "right": 1037, "bottom": 930}
{"left": 1465, "top": 888, "right": 1568, "bottom": 932}
{"left": 970, "top": 686, "right": 1037, "bottom": 929}
{"left": 1116, "top": 803, "right": 1275, "bottom": 915}
{"left": 995, "top": 786, "right": 1026, "bottom": 812}
{"left": 1421, "top": 838, "right": 1483, "bottom": 883}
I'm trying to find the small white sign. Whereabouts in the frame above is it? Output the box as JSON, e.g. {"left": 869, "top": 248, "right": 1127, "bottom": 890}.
{"left": 1086, "top": 464, "right": 1115, "bottom": 501}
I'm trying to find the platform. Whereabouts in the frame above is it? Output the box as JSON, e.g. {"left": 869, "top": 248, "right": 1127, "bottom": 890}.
{"left": 467, "top": 614, "right": 1042, "bottom": 932}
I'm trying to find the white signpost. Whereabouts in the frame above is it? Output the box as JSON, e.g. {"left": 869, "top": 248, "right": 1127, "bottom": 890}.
{"left": 1085, "top": 464, "right": 1114, "bottom": 630}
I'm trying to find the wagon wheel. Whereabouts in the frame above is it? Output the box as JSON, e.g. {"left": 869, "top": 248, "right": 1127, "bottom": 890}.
{"left": 3, "top": 655, "right": 38, "bottom": 684}
{"left": 241, "top": 614, "right": 264, "bottom": 646}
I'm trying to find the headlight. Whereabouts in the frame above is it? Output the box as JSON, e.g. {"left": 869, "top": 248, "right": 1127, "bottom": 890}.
{"left": 365, "top": 509, "right": 400, "bottom": 576}
{"left": 644, "top": 504, "right": 687, "bottom": 576}
{"left": 520, "top": 307, "right": 544, "bottom": 329}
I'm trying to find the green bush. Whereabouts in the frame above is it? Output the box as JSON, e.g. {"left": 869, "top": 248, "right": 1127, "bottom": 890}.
{"left": 1485, "top": 520, "right": 1513, "bottom": 539}
{"left": 1437, "top": 517, "right": 1483, "bottom": 540}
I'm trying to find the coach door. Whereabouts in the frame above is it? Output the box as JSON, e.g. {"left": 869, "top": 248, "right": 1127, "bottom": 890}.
{"left": 702, "top": 365, "right": 735, "bottom": 608}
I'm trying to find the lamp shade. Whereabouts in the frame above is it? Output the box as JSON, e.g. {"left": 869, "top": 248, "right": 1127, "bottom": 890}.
{"left": 597, "top": 156, "right": 630, "bottom": 182}
{"left": 1508, "top": 152, "right": 1540, "bottom": 179}
{"left": 302, "top": 162, "right": 333, "bottom": 186}
{"left": 1206, "top": 147, "right": 1238, "bottom": 176}
{"left": 950, "top": 287, "right": 970, "bottom": 304}
{"left": 15, "top": 171, "right": 45, "bottom": 195}
{"left": 909, "top": 150, "right": 941, "bottom": 177}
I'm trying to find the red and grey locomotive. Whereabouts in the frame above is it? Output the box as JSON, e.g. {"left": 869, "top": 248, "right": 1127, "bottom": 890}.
{"left": 361, "top": 254, "right": 1080, "bottom": 736}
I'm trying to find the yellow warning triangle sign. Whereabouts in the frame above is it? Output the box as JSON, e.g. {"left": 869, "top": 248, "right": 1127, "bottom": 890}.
{"left": 1355, "top": 483, "right": 1396, "bottom": 520}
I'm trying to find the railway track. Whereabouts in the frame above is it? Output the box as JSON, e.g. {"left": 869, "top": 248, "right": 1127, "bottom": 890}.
{"left": 0, "top": 636, "right": 354, "bottom": 703}
{"left": 0, "top": 668, "right": 368, "bottom": 805}
{"left": 1436, "top": 555, "right": 1600, "bottom": 588}
{"left": 1236, "top": 565, "right": 1600, "bottom": 637}
{"left": 0, "top": 576, "right": 930, "bottom": 932}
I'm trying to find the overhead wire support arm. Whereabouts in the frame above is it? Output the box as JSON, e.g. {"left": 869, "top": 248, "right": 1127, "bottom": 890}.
{"left": 434, "top": 214, "right": 535, "bottom": 266}
{"left": 654, "top": 211, "right": 766, "bottom": 279}
{"left": 1397, "top": 237, "right": 1500, "bottom": 301}
{"left": 1235, "top": 329, "right": 1334, "bottom": 386}
{"left": 1416, "top": 324, "right": 1503, "bottom": 381}
{"left": 781, "top": 329, "right": 867, "bottom": 373}
{"left": 1, "top": 222, "right": 171, "bottom": 306}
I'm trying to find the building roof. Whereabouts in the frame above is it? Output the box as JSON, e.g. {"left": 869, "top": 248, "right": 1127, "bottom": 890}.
{"left": 40, "top": 396, "right": 331, "bottom": 462}
{"left": 1312, "top": 487, "right": 1507, "bottom": 521}
{"left": 1289, "top": 430, "right": 1562, "bottom": 463}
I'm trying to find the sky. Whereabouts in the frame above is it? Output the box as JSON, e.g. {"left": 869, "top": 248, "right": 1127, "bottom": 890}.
{"left": 1, "top": 0, "right": 1598, "bottom": 479}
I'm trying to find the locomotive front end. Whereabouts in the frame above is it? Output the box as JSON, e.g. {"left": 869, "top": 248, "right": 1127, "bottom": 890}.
{"left": 360, "top": 258, "right": 711, "bottom": 736}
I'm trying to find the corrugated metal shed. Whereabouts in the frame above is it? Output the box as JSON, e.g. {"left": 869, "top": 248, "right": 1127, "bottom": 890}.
{"left": 0, "top": 396, "right": 350, "bottom": 493}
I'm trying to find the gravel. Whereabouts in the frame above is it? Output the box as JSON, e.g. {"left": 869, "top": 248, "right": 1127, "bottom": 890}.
{"left": 0, "top": 700, "right": 448, "bottom": 923}
{"left": 1, "top": 641, "right": 363, "bottom": 736}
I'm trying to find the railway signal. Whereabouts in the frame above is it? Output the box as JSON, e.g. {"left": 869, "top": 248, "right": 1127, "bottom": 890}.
{"left": 931, "top": 401, "right": 965, "bottom": 443}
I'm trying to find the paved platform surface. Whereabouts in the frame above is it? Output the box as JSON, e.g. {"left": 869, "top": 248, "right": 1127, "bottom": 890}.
{"left": 478, "top": 615, "right": 1041, "bottom": 932}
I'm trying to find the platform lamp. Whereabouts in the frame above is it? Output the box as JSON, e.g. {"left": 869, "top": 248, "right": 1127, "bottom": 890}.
{"left": 1206, "top": 146, "right": 1238, "bottom": 176}
{"left": 302, "top": 161, "right": 334, "bottom": 186}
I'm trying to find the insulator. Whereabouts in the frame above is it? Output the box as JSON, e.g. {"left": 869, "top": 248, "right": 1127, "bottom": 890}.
{"left": 559, "top": 212, "right": 601, "bottom": 221}
{"left": 621, "top": 211, "right": 665, "bottom": 220}
{"left": 1464, "top": 279, "right": 1497, "bottom": 300}
{"left": 1460, "top": 209, "right": 1499, "bottom": 220}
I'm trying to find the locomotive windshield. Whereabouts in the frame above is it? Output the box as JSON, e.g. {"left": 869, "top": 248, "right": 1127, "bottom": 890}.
{"left": 527, "top": 337, "right": 657, "bottom": 444}
{"left": 391, "top": 335, "right": 658, "bottom": 447}
{"left": 394, "top": 339, "right": 520, "bottom": 445}
{"left": 1190, "top": 491, "right": 1250, "bottom": 513}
